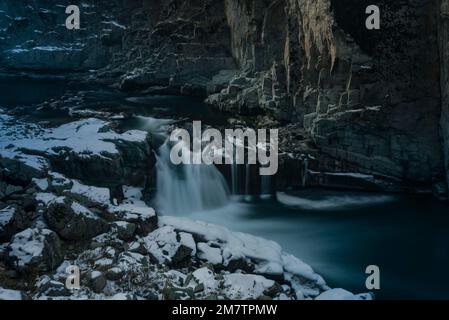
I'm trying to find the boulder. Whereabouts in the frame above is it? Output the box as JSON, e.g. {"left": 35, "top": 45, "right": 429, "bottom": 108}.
{"left": 0, "top": 287, "right": 27, "bottom": 300}
{"left": 6, "top": 228, "right": 62, "bottom": 272}
{"left": 222, "top": 274, "right": 276, "bottom": 300}
{"left": 90, "top": 271, "right": 107, "bottom": 293}
{"left": 112, "top": 206, "right": 158, "bottom": 236}
{"left": 112, "top": 221, "right": 137, "bottom": 241}
{"left": 143, "top": 226, "right": 194, "bottom": 267}
{"left": 44, "top": 197, "right": 109, "bottom": 241}
{"left": 106, "top": 267, "right": 124, "bottom": 281}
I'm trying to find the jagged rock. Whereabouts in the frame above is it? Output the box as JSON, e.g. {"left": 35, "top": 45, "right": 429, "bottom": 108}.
{"left": 143, "top": 226, "right": 194, "bottom": 267}
{"left": 432, "top": 182, "right": 448, "bottom": 202}
{"left": 222, "top": 274, "right": 276, "bottom": 300}
{"left": 185, "top": 267, "right": 219, "bottom": 294}
{"left": 162, "top": 284, "right": 194, "bottom": 300}
{"left": 0, "top": 287, "right": 27, "bottom": 300}
{"left": 197, "top": 243, "right": 222, "bottom": 266}
{"left": 6, "top": 228, "right": 62, "bottom": 272}
{"left": 0, "top": 205, "right": 34, "bottom": 242}
{"left": 127, "top": 241, "right": 148, "bottom": 255}
{"left": 106, "top": 267, "right": 124, "bottom": 281}
{"left": 94, "top": 258, "right": 115, "bottom": 271}
{"left": 47, "top": 172, "right": 72, "bottom": 194}
{"left": 44, "top": 197, "right": 109, "bottom": 241}
{"left": 0, "top": 157, "right": 46, "bottom": 183}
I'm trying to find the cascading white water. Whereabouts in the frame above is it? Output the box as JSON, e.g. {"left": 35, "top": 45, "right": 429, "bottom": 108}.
{"left": 154, "top": 141, "right": 230, "bottom": 215}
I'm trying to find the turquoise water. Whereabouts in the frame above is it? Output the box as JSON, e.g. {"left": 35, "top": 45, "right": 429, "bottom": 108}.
{"left": 183, "top": 191, "right": 449, "bottom": 300}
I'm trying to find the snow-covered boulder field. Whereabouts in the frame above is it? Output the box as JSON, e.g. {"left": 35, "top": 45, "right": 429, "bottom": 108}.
{"left": 0, "top": 172, "right": 371, "bottom": 300}
{"left": 0, "top": 112, "right": 154, "bottom": 187}
{"left": 0, "top": 114, "right": 371, "bottom": 300}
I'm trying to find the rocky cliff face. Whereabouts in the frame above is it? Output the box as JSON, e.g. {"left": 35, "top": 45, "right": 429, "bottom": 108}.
{"left": 210, "top": 0, "right": 444, "bottom": 189}
{"left": 0, "top": 0, "right": 447, "bottom": 193}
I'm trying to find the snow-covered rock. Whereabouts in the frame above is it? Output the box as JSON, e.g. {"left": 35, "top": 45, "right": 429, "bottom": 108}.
{"left": 66, "top": 180, "right": 111, "bottom": 208}
{"left": 6, "top": 228, "right": 62, "bottom": 272}
{"left": 143, "top": 226, "right": 194, "bottom": 267}
{"left": 108, "top": 186, "right": 157, "bottom": 236}
{"left": 0, "top": 206, "right": 18, "bottom": 241}
{"left": 0, "top": 116, "right": 153, "bottom": 186}
{"left": 36, "top": 276, "right": 71, "bottom": 297}
{"left": 186, "top": 268, "right": 219, "bottom": 294}
{"left": 197, "top": 243, "right": 223, "bottom": 265}
{"left": 223, "top": 274, "right": 277, "bottom": 300}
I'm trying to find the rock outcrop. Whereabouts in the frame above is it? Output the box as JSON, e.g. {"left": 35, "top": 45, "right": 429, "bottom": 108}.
{"left": 5, "top": 228, "right": 63, "bottom": 272}
{"left": 439, "top": 0, "right": 449, "bottom": 193}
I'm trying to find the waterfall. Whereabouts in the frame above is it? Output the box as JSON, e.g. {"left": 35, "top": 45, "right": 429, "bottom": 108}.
{"left": 302, "top": 157, "right": 309, "bottom": 188}
{"left": 154, "top": 142, "right": 230, "bottom": 215}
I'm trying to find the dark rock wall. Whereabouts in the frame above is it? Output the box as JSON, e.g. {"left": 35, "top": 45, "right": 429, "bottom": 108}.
{"left": 213, "top": 0, "right": 444, "bottom": 186}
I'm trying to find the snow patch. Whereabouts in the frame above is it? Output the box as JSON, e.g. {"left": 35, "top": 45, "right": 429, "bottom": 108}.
{"left": 0, "top": 206, "right": 15, "bottom": 228}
